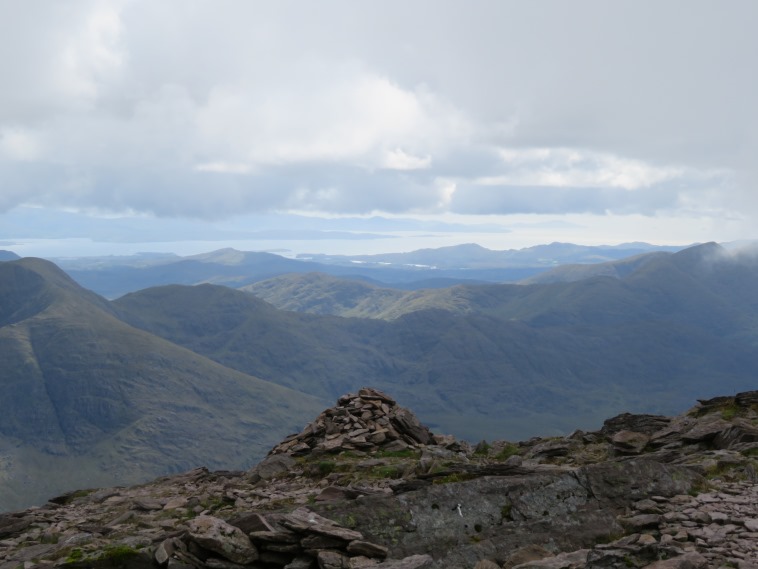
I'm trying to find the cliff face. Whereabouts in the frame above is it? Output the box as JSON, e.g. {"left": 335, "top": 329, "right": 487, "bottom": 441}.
{"left": 1, "top": 388, "right": 758, "bottom": 569}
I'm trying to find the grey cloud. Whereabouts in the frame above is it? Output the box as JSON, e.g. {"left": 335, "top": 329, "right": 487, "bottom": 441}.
{"left": 0, "top": 0, "right": 756, "bottom": 224}
{"left": 449, "top": 183, "right": 686, "bottom": 216}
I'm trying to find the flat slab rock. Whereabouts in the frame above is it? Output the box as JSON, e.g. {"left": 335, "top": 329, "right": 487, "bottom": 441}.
{"left": 187, "top": 515, "right": 259, "bottom": 565}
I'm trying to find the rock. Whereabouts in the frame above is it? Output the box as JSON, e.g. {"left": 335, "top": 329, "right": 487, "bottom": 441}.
{"left": 712, "top": 422, "right": 758, "bottom": 449}
{"left": 376, "top": 555, "right": 433, "bottom": 569}
{"left": 155, "top": 537, "right": 179, "bottom": 565}
{"left": 254, "top": 454, "right": 297, "bottom": 480}
{"left": 187, "top": 515, "right": 258, "bottom": 565}
{"left": 317, "top": 486, "right": 368, "bottom": 502}
{"left": 503, "top": 544, "right": 552, "bottom": 568}
{"left": 2, "top": 388, "right": 758, "bottom": 569}
{"left": 512, "top": 549, "right": 589, "bottom": 568}
{"left": 133, "top": 498, "right": 165, "bottom": 511}
{"left": 163, "top": 497, "right": 189, "bottom": 510}
{"left": 618, "top": 514, "right": 662, "bottom": 531}
{"left": 348, "top": 556, "right": 379, "bottom": 568}
{"left": 285, "top": 556, "right": 316, "bottom": 569}
{"left": 743, "top": 518, "right": 758, "bottom": 531}
{"left": 641, "top": 551, "right": 708, "bottom": 568}
{"left": 268, "top": 390, "right": 436, "bottom": 458}
{"left": 526, "top": 438, "right": 579, "bottom": 459}
{"left": 612, "top": 430, "right": 650, "bottom": 454}
{"left": 601, "top": 413, "right": 671, "bottom": 436}
{"left": 358, "top": 388, "right": 396, "bottom": 405}
{"left": 301, "top": 533, "right": 348, "bottom": 550}
{"left": 205, "top": 558, "right": 248, "bottom": 569}
{"left": 681, "top": 419, "right": 734, "bottom": 444}
{"left": 346, "top": 540, "right": 389, "bottom": 559}
{"left": 317, "top": 549, "right": 350, "bottom": 569}
{"left": 308, "top": 522, "right": 364, "bottom": 542}
{"left": 474, "top": 561, "right": 501, "bottom": 569}
{"left": 228, "top": 512, "right": 277, "bottom": 534}
{"left": 250, "top": 529, "right": 300, "bottom": 544}
{"left": 390, "top": 408, "right": 434, "bottom": 445}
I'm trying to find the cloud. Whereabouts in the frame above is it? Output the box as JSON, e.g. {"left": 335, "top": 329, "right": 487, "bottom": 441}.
{"left": 0, "top": 0, "right": 755, "bottom": 232}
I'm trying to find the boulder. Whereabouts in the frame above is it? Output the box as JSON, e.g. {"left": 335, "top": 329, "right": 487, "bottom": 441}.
{"left": 611, "top": 430, "right": 650, "bottom": 454}
{"left": 187, "top": 515, "right": 258, "bottom": 565}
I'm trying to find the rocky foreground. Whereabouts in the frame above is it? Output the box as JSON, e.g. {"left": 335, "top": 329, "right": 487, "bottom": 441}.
{"left": 2, "top": 388, "right": 758, "bottom": 569}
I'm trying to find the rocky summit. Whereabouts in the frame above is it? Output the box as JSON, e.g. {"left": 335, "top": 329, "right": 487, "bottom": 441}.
{"left": 2, "top": 389, "right": 758, "bottom": 569}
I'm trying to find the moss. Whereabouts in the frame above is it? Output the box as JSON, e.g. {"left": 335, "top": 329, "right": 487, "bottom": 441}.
{"left": 721, "top": 405, "right": 740, "bottom": 420}
{"left": 367, "top": 465, "right": 405, "bottom": 479}
{"left": 431, "top": 472, "right": 476, "bottom": 485}
{"left": 317, "top": 461, "right": 337, "bottom": 475}
{"left": 494, "top": 444, "right": 520, "bottom": 461}
{"left": 374, "top": 449, "right": 419, "bottom": 459}
{"left": 100, "top": 544, "right": 140, "bottom": 562}
{"left": 64, "top": 548, "right": 84, "bottom": 564}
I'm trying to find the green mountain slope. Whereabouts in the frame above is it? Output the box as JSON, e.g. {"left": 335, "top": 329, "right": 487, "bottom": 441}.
{"left": 0, "top": 258, "right": 324, "bottom": 511}
{"left": 240, "top": 272, "right": 407, "bottom": 317}
{"left": 114, "top": 243, "right": 758, "bottom": 447}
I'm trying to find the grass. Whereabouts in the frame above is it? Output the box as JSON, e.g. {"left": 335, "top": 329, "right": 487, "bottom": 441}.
{"left": 64, "top": 549, "right": 84, "bottom": 564}
{"left": 473, "top": 441, "right": 491, "bottom": 456}
{"left": 317, "top": 461, "right": 337, "bottom": 475}
{"left": 720, "top": 405, "right": 741, "bottom": 420}
{"left": 374, "top": 449, "right": 420, "bottom": 459}
{"left": 367, "top": 465, "right": 405, "bottom": 479}
{"left": 494, "top": 444, "right": 520, "bottom": 461}
{"left": 100, "top": 544, "right": 141, "bottom": 562}
{"left": 431, "top": 472, "right": 477, "bottom": 485}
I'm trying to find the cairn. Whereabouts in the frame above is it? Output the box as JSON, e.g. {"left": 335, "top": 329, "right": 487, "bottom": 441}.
{"left": 269, "top": 388, "right": 435, "bottom": 457}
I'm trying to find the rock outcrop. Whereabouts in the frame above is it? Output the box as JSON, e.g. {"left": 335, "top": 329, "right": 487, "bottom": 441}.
{"left": 0, "top": 389, "right": 757, "bottom": 568}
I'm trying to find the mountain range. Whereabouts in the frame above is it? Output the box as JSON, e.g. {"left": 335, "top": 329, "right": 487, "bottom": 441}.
{"left": 2, "top": 241, "right": 758, "bottom": 511}
{"left": 55, "top": 242, "right": 688, "bottom": 299}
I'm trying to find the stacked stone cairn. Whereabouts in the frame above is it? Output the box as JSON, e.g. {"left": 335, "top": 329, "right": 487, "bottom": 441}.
{"left": 268, "top": 388, "right": 436, "bottom": 458}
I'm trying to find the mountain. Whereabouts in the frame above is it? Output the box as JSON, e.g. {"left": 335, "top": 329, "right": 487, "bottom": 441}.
{"left": 299, "top": 241, "right": 686, "bottom": 269}
{"left": 58, "top": 242, "right": 690, "bottom": 300}
{"left": 0, "top": 258, "right": 323, "bottom": 511}
{"left": 518, "top": 250, "right": 669, "bottom": 284}
{"left": 0, "top": 387, "right": 756, "bottom": 568}
{"left": 114, "top": 243, "right": 758, "bottom": 446}
{"left": 0, "top": 250, "right": 20, "bottom": 261}
{"left": 240, "top": 272, "right": 407, "bottom": 317}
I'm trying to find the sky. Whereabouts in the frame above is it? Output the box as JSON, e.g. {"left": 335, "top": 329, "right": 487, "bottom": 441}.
{"left": 0, "top": 1, "right": 756, "bottom": 258}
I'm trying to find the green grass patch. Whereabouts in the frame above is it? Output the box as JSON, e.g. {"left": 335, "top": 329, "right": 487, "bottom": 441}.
{"left": 494, "top": 444, "right": 520, "bottom": 461}
{"left": 431, "top": 472, "right": 477, "bottom": 485}
{"left": 317, "top": 461, "right": 337, "bottom": 475}
{"left": 367, "top": 465, "right": 405, "bottom": 479}
{"left": 100, "top": 544, "right": 141, "bottom": 562}
{"left": 473, "top": 441, "right": 491, "bottom": 456}
{"left": 374, "top": 449, "right": 419, "bottom": 459}
{"left": 64, "top": 548, "right": 84, "bottom": 564}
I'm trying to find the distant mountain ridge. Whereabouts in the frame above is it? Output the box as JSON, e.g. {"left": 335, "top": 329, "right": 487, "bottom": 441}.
{"left": 298, "top": 241, "right": 687, "bottom": 269}
{"left": 116, "top": 243, "right": 758, "bottom": 447}
{"left": 56, "top": 241, "right": 692, "bottom": 299}
{"left": 0, "top": 250, "right": 20, "bottom": 262}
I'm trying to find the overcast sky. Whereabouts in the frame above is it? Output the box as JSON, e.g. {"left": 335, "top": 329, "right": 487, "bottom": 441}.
{"left": 1, "top": 1, "right": 756, "bottom": 257}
